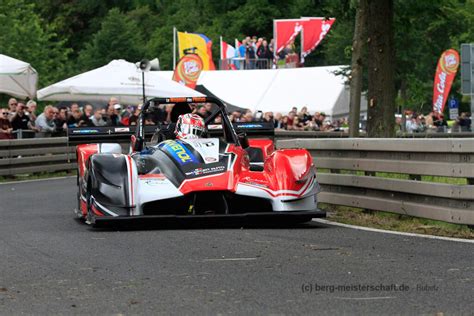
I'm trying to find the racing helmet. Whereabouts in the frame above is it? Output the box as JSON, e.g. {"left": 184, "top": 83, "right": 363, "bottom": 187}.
{"left": 175, "top": 113, "right": 206, "bottom": 139}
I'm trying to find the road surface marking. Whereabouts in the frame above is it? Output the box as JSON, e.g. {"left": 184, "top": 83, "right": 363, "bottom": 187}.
{"left": 203, "top": 257, "right": 257, "bottom": 262}
{"left": 314, "top": 219, "right": 474, "bottom": 244}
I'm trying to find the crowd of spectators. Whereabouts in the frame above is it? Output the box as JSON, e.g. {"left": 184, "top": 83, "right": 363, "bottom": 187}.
{"left": 0, "top": 97, "right": 136, "bottom": 139}
{"left": 1, "top": 96, "right": 471, "bottom": 139}
{"left": 397, "top": 110, "right": 472, "bottom": 133}
{"left": 226, "top": 106, "right": 347, "bottom": 132}
{"left": 228, "top": 35, "right": 298, "bottom": 70}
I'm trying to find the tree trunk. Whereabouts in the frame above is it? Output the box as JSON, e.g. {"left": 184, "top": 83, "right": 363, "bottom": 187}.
{"left": 349, "top": 0, "right": 368, "bottom": 138}
{"left": 366, "top": 0, "right": 396, "bottom": 137}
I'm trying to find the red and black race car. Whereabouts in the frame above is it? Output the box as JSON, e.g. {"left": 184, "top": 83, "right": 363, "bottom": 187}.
{"left": 70, "top": 96, "right": 324, "bottom": 227}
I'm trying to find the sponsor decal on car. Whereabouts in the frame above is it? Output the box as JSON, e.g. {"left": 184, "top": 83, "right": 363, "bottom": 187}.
{"left": 158, "top": 140, "right": 198, "bottom": 165}
{"left": 143, "top": 179, "right": 167, "bottom": 186}
{"left": 185, "top": 165, "right": 225, "bottom": 177}
{"left": 205, "top": 157, "right": 218, "bottom": 162}
{"left": 114, "top": 127, "right": 130, "bottom": 132}
{"left": 72, "top": 129, "right": 99, "bottom": 134}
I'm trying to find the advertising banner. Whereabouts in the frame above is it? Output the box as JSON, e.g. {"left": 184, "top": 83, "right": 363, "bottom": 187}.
{"left": 432, "top": 49, "right": 460, "bottom": 114}
{"left": 301, "top": 18, "right": 335, "bottom": 61}
{"left": 274, "top": 19, "right": 304, "bottom": 54}
{"left": 177, "top": 32, "right": 216, "bottom": 70}
{"left": 172, "top": 54, "right": 203, "bottom": 89}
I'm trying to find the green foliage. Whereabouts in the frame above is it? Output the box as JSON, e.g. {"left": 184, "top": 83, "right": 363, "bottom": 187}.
{"left": 78, "top": 8, "right": 145, "bottom": 71}
{"left": 0, "top": 0, "right": 71, "bottom": 86}
{"left": 4, "top": 0, "right": 473, "bottom": 112}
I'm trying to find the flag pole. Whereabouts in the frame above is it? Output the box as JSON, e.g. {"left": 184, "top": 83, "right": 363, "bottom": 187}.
{"left": 300, "top": 25, "right": 304, "bottom": 65}
{"left": 220, "top": 36, "right": 223, "bottom": 60}
{"left": 173, "top": 27, "right": 177, "bottom": 70}
{"left": 273, "top": 19, "right": 276, "bottom": 68}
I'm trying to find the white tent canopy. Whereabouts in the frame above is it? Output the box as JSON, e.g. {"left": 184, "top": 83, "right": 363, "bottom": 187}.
{"left": 0, "top": 54, "right": 38, "bottom": 99}
{"left": 37, "top": 59, "right": 203, "bottom": 104}
{"left": 156, "top": 66, "right": 348, "bottom": 116}
{"left": 199, "top": 66, "right": 346, "bottom": 115}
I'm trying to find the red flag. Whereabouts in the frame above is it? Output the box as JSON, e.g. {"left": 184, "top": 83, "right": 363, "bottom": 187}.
{"left": 432, "top": 49, "right": 460, "bottom": 114}
{"left": 172, "top": 53, "right": 203, "bottom": 89}
{"left": 301, "top": 18, "right": 335, "bottom": 60}
{"left": 274, "top": 19, "right": 303, "bottom": 54}
{"left": 220, "top": 40, "right": 235, "bottom": 59}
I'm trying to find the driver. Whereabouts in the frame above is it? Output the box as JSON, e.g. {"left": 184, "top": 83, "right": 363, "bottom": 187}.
{"left": 175, "top": 113, "right": 206, "bottom": 139}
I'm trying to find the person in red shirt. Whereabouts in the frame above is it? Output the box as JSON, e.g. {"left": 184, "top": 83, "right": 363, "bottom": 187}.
{"left": 0, "top": 108, "right": 14, "bottom": 139}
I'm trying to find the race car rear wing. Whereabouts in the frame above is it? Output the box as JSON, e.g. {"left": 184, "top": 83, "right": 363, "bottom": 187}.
{"left": 67, "top": 125, "right": 159, "bottom": 145}
{"left": 207, "top": 121, "right": 275, "bottom": 137}
{"left": 68, "top": 96, "right": 274, "bottom": 147}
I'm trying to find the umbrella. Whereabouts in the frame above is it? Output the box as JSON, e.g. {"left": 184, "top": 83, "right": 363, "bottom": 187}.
{"left": 0, "top": 54, "right": 38, "bottom": 99}
{"left": 37, "top": 59, "right": 203, "bottom": 104}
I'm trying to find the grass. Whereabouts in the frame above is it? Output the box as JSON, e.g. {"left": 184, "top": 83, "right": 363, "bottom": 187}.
{"left": 320, "top": 203, "right": 474, "bottom": 239}
{"left": 0, "top": 170, "right": 76, "bottom": 183}
{"left": 317, "top": 168, "right": 468, "bottom": 185}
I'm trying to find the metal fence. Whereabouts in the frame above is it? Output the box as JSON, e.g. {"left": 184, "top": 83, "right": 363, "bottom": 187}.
{"left": 219, "top": 58, "right": 271, "bottom": 70}
{"left": 278, "top": 138, "right": 474, "bottom": 225}
{"left": 1, "top": 136, "right": 474, "bottom": 225}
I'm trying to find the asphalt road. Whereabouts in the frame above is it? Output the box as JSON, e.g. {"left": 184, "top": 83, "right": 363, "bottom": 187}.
{"left": 0, "top": 177, "right": 473, "bottom": 315}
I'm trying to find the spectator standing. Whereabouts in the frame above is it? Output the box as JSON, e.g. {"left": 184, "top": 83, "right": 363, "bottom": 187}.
{"left": 245, "top": 41, "right": 256, "bottom": 69}
{"left": 107, "top": 97, "right": 120, "bottom": 109}
{"left": 290, "top": 117, "right": 305, "bottom": 131}
{"left": 287, "top": 111, "right": 296, "bottom": 126}
{"left": 54, "top": 107, "right": 68, "bottom": 135}
{"left": 69, "top": 103, "right": 79, "bottom": 116}
{"left": 25, "top": 100, "right": 38, "bottom": 130}
{"left": 238, "top": 39, "right": 247, "bottom": 58}
{"left": 0, "top": 108, "right": 14, "bottom": 139}
{"left": 298, "top": 106, "right": 312, "bottom": 124}
{"left": 457, "top": 112, "right": 472, "bottom": 132}
{"left": 433, "top": 113, "right": 448, "bottom": 132}
{"left": 104, "top": 104, "right": 122, "bottom": 126}
{"left": 35, "top": 105, "right": 56, "bottom": 136}
{"left": 11, "top": 103, "right": 34, "bottom": 137}
{"left": 257, "top": 40, "right": 273, "bottom": 69}
{"left": 80, "top": 104, "right": 94, "bottom": 126}
{"left": 67, "top": 109, "right": 87, "bottom": 127}
{"left": 263, "top": 112, "right": 274, "bottom": 123}
{"left": 7, "top": 98, "right": 18, "bottom": 121}
{"left": 425, "top": 112, "right": 434, "bottom": 129}
{"left": 91, "top": 109, "right": 107, "bottom": 126}
{"left": 231, "top": 111, "right": 242, "bottom": 122}
{"left": 128, "top": 107, "right": 140, "bottom": 126}
{"left": 274, "top": 112, "right": 284, "bottom": 129}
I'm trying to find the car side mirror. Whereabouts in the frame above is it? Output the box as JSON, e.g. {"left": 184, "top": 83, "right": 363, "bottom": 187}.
{"left": 238, "top": 132, "right": 249, "bottom": 149}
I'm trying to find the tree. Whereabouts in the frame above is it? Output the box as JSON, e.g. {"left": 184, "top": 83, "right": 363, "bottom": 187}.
{"left": 348, "top": 0, "right": 368, "bottom": 137}
{"left": 366, "top": 0, "right": 396, "bottom": 137}
{"left": 78, "top": 8, "right": 145, "bottom": 71}
{"left": 0, "top": 0, "right": 71, "bottom": 87}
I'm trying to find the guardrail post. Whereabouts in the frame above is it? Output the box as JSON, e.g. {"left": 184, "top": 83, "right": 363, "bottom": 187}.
{"left": 409, "top": 174, "right": 422, "bottom": 181}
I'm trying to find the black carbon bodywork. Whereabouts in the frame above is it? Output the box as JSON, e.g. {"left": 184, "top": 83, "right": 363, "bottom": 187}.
{"left": 89, "top": 154, "right": 131, "bottom": 209}
{"left": 91, "top": 210, "right": 326, "bottom": 228}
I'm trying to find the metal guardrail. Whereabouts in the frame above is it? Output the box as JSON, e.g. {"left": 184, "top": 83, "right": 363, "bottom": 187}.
{"left": 277, "top": 138, "right": 474, "bottom": 225}
{"left": 2, "top": 135, "right": 474, "bottom": 225}
{"left": 0, "top": 138, "right": 76, "bottom": 176}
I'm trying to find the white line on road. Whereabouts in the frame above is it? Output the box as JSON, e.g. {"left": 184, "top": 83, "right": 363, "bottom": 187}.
{"left": 203, "top": 257, "right": 258, "bottom": 262}
{"left": 314, "top": 219, "right": 474, "bottom": 244}
{"left": 0, "top": 176, "right": 75, "bottom": 186}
